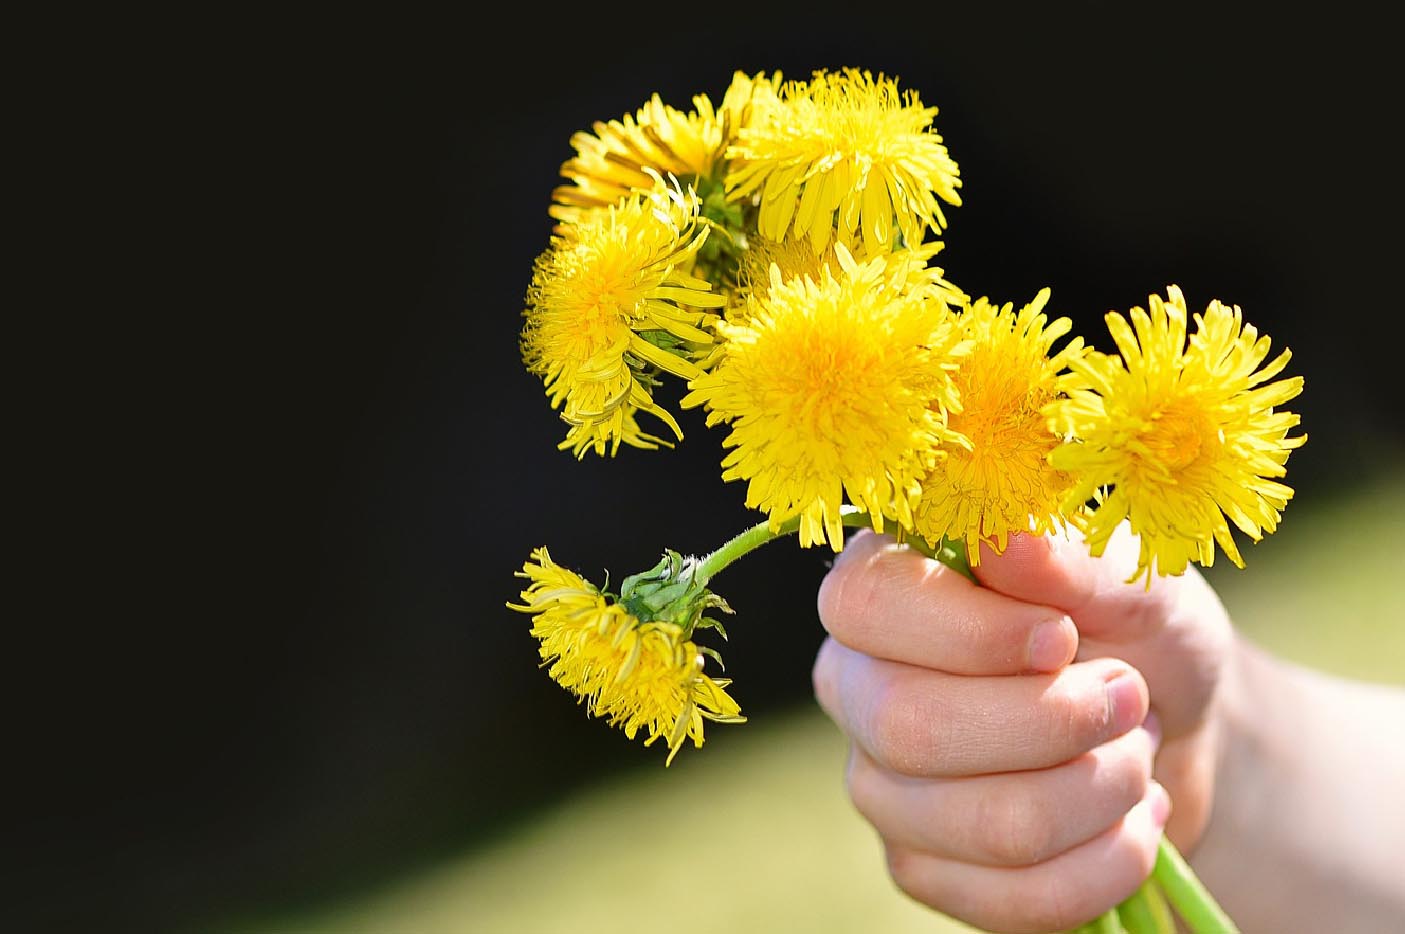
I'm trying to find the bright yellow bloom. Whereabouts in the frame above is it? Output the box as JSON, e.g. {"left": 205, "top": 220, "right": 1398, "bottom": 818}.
{"left": 522, "top": 177, "right": 727, "bottom": 457}
{"left": 725, "top": 67, "right": 961, "bottom": 256}
{"left": 879, "top": 241, "right": 967, "bottom": 309}
{"left": 914, "top": 289, "right": 1088, "bottom": 564}
{"left": 509, "top": 547, "right": 744, "bottom": 765}
{"left": 550, "top": 71, "right": 782, "bottom": 229}
{"left": 715, "top": 69, "right": 783, "bottom": 144}
{"left": 681, "top": 243, "right": 969, "bottom": 550}
{"left": 733, "top": 238, "right": 964, "bottom": 319}
{"left": 1046, "top": 285, "right": 1306, "bottom": 583}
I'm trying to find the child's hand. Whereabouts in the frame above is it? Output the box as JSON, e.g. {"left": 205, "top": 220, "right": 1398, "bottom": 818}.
{"left": 811, "top": 524, "right": 1233, "bottom": 933}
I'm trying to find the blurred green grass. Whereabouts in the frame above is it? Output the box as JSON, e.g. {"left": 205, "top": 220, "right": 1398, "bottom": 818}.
{"left": 1203, "top": 471, "right": 1405, "bottom": 685}
{"left": 240, "top": 473, "right": 1404, "bottom": 934}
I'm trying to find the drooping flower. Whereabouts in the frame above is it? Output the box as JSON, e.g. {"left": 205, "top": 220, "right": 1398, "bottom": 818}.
{"left": 913, "top": 288, "right": 1088, "bottom": 564}
{"left": 724, "top": 67, "right": 961, "bottom": 256}
{"left": 522, "top": 176, "right": 727, "bottom": 457}
{"left": 550, "top": 70, "right": 782, "bottom": 229}
{"left": 1045, "top": 285, "right": 1306, "bottom": 583}
{"left": 509, "top": 547, "right": 744, "bottom": 764}
{"left": 681, "top": 243, "right": 969, "bottom": 550}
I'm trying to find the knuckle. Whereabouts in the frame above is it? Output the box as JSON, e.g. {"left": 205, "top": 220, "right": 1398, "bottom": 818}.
{"left": 883, "top": 844, "right": 927, "bottom": 901}
{"left": 976, "top": 787, "right": 1054, "bottom": 867}
{"left": 868, "top": 678, "right": 941, "bottom": 775}
{"left": 816, "top": 554, "right": 879, "bottom": 644}
{"left": 810, "top": 638, "right": 838, "bottom": 711}
{"left": 845, "top": 750, "right": 884, "bottom": 825}
{"left": 1116, "top": 579, "right": 1178, "bottom": 641}
{"left": 818, "top": 546, "right": 934, "bottom": 652}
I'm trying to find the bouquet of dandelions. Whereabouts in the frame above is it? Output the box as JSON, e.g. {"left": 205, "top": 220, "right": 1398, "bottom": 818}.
{"left": 509, "top": 68, "right": 1304, "bottom": 934}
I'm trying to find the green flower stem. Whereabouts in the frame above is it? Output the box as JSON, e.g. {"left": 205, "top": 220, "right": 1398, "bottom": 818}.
{"left": 693, "top": 506, "right": 969, "bottom": 584}
{"left": 1095, "top": 909, "right": 1128, "bottom": 934}
{"left": 692, "top": 514, "right": 819, "bottom": 583}
{"left": 1154, "top": 836, "right": 1239, "bottom": 933}
{"left": 1114, "top": 877, "right": 1175, "bottom": 934}
{"left": 1070, "top": 909, "right": 1127, "bottom": 934}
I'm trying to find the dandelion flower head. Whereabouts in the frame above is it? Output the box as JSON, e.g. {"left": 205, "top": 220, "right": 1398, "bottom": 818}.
{"left": 914, "top": 288, "right": 1087, "bottom": 564}
{"left": 725, "top": 67, "right": 961, "bottom": 256}
{"left": 550, "top": 71, "right": 782, "bottom": 229}
{"left": 733, "top": 237, "right": 965, "bottom": 322}
{"left": 681, "top": 243, "right": 969, "bottom": 550}
{"left": 1046, "top": 285, "right": 1306, "bottom": 583}
{"left": 509, "top": 547, "right": 744, "bottom": 764}
{"left": 522, "top": 176, "right": 727, "bottom": 457}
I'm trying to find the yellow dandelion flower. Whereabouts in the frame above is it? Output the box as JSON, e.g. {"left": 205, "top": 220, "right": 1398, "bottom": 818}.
{"left": 913, "top": 288, "right": 1088, "bottom": 564}
{"left": 681, "top": 243, "right": 969, "bottom": 551}
{"left": 734, "top": 237, "right": 965, "bottom": 318}
{"left": 522, "top": 176, "right": 727, "bottom": 458}
{"left": 877, "top": 241, "right": 967, "bottom": 309}
{"left": 725, "top": 67, "right": 961, "bottom": 256}
{"left": 509, "top": 547, "right": 744, "bottom": 765}
{"left": 550, "top": 71, "right": 782, "bottom": 229}
{"left": 1046, "top": 285, "right": 1306, "bottom": 583}
{"left": 715, "top": 68, "right": 783, "bottom": 145}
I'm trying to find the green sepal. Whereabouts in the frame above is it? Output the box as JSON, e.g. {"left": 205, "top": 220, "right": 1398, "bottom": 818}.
{"left": 636, "top": 329, "right": 686, "bottom": 355}
{"left": 692, "top": 613, "right": 729, "bottom": 640}
{"left": 697, "top": 644, "right": 727, "bottom": 670}
{"left": 616, "top": 549, "right": 735, "bottom": 637}
{"left": 695, "top": 174, "right": 744, "bottom": 230}
{"left": 691, "top": 174, "right": 748, "bottom": 287}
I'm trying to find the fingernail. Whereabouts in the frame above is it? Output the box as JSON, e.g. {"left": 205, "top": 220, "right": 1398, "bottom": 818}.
{"left": 1149, "top": 781, "right": 1172, "bottom": 828}
{"left": 1026, "top": 617, "right": 1073, "bottom": 672}
{"left": 1104, "top": 670, "right": 1145, "bottom": 735}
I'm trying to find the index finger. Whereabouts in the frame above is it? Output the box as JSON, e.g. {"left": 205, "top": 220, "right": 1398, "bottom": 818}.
{"left": 817, "top": 530, "right": 1078, "bottom": 676}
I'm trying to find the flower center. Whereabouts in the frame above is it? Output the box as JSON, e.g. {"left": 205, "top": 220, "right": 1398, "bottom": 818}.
{"left": 1144, "top": 403, "right": 1213, "bottom": 472}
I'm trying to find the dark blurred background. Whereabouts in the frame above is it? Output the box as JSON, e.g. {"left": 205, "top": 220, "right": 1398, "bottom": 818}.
{"left": 21, "top": 8, "right": 1401, "bottom": 932}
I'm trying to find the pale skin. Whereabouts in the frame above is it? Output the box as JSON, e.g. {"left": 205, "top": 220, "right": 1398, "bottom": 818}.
{"left": 812, "top": 524, "right": 1405, "bottom": 934}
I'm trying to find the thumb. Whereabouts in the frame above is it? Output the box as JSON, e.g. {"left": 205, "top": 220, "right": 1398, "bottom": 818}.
{"left": 976, "top": 523, "right": 1234, "bottom": 783}
{"left": 972, "top": 523, "right": 1186, "bottom": 644}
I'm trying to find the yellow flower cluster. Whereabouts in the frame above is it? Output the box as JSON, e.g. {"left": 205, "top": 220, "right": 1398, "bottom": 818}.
{"left": 515, "top": 67, "right": 1306, "bottom": 759}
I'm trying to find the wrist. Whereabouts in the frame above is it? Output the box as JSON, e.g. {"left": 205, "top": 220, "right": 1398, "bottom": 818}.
{"left": 1179, "top": 632, "right": 1287, "bottom": 928}
{"left": 1198, "top": 632, "right": 1301, "bottom": 845}
{"left": 1187, "top": 632, "right": 1405, "bottom": 932}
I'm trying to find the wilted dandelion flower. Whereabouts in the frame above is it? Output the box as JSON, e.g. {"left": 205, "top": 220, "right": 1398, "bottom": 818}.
{"left": 725, "top": 67, "right": 961, "bottom": 256}
{"left": 509, "top": 547, "right": 744, "bottom": 764}
{"left": 551, "top": 70, "right": 782, "bottom": 229}
{"left": 522, "top": 176, "right": 727, "bottom": 457}
{"left": 1046, "top": 285, "right": 1306, "bottom": 583}
{"left": 914, "top": 288, "right": 1088, "bottom": 564}
{"left": 682, "top": 243, "right": 969, "bottom": 551}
